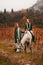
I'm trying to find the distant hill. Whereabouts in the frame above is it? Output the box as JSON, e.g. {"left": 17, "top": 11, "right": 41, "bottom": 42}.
{"left": 31, "top": 0, "right": 43, "bottom": 12}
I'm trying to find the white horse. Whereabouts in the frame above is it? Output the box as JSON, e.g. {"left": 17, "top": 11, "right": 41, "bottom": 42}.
{"left": 20, "top": 30, "right": 35, "bottom": 53}
{"left": 16, "top": 30, "right": 35, "bottom": 53}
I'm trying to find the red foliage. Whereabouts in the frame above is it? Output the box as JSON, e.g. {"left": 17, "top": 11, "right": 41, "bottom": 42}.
{"left": 0, "top": 27, "right": 43, "bottom": 43}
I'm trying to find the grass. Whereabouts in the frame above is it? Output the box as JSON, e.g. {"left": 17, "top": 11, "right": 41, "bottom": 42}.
{"left": 0, "top": 55, "right": 11, "bottom": 65}
{"left": 0, "top": 43, "right": 43, "bottom": 65}
{"left": 0, "top": 43, "right": 32, "bottom": 61}
{"left": 32, "top": 54, "right": 43, "bottom": 65}
{"left": 0, "top": 43, "right": 15, "bottom": 54}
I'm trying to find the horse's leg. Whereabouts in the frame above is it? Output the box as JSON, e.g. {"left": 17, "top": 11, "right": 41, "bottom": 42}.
{"left": 24, "top": 42, "right": 27, "bottom": 53}
{"left": 29, "top": 39, "right": 32, "bottom": 53}
{"left": 21, "top": 42, "right": 27, "bottom": 53}
{"left": 20, "top": 43, "right": 25, "bottom": 53}
{"left": 20, "top": 34, "right": 27, "bottom": 53}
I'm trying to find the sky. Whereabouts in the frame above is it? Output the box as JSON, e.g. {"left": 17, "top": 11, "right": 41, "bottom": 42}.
{"left": 0, "top": 0, "right": 37, "bottom": 12}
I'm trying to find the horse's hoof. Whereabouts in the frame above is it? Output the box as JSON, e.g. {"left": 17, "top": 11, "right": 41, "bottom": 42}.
{"left": 16, "top": 48, "right": 21, "bottom": 53}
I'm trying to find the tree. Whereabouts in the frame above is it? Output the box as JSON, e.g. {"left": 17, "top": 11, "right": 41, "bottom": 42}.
{"left": 11, "top": 9, "right": 14, "bottom": 13}
{"left": 4, "top": 9, "right": 6, "bottom": 13}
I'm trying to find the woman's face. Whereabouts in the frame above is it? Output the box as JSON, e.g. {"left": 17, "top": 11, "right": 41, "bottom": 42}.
{"left": 16, "top": 23, "right": 19, "bottom": 28}
{"left": 27, "top": 19, "right": 30, "bottom": 23}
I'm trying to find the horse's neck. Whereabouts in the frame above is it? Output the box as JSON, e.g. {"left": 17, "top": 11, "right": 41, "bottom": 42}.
{"left": 27, "top": 30, "right": 31, "bottom": 35}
